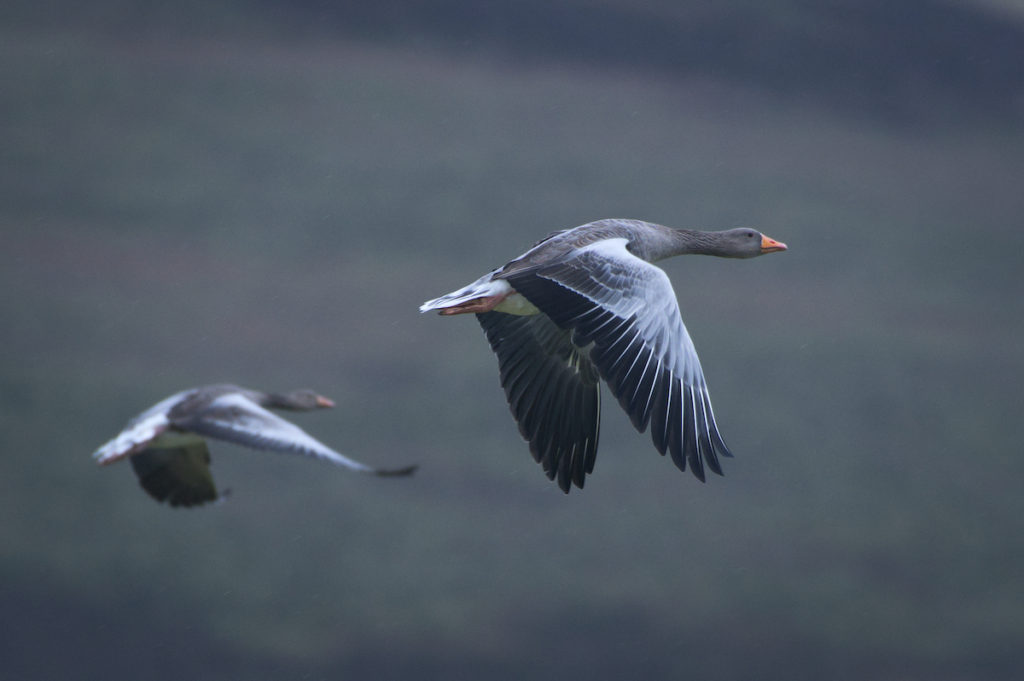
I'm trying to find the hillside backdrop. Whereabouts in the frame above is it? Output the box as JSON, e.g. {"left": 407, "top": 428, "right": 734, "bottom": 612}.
{"left": 2, "top": 2, "right": 1023, "bottom": 680}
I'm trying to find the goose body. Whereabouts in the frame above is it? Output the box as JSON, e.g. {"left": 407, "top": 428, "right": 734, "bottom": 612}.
{"left": 93, "top": 384, "right": 416, "bottom": 507}
{"left": 421, "top": 218, "right": 786, "bottom": 492}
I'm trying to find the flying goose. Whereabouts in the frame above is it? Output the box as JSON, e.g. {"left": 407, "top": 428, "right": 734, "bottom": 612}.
{"left": 421, "top": 218, "right": 786, "bottom": 492}
{"left": 92, "top": 384, "right": 417, "bottom": 507}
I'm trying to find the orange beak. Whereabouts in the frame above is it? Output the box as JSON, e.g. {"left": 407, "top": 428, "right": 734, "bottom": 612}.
{"left": 315, "top": 395, "right": 336, "bottom": 408}
{"left": 760, "top": 234, "right": 788, "bottom": 253}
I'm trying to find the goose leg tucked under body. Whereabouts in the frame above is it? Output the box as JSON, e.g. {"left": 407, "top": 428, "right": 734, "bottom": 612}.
{"left": 92, "top": 384, "right": 417, "bottom": 507}
{"left": 421, "top": 218, "right": 787, "bottom": 493}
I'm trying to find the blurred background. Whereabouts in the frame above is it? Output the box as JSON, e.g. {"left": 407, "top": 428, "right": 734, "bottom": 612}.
{"left": 2, "top": 1, "right": 1023, "bottom": 679}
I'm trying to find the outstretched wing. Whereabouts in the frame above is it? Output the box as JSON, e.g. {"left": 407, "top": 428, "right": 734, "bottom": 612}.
{"left": 506, "top": 237, "right": 732, "bottom": 481}
{"left": 130, "top": 443, "right": 220, "bottom": 508}
{"left": 172, "top": 393, "right": 416, "bottom": 477}
{"left": 477, "top": 311, "right": 601, "bottom": 492}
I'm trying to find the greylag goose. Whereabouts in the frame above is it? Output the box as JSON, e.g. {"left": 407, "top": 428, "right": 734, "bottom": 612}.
{"left": 92, "top": 384, "right": 417, "bottom": 507}
{"left": 421, "top": 218, "right": 786, "bottom": 492}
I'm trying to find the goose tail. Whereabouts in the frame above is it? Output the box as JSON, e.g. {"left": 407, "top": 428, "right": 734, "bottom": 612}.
{"left": 419, "top": 274, "right": 510, "bottom": 313}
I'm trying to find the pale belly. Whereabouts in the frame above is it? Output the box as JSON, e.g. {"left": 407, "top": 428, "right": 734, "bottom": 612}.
{"left": 493, "top": 291, "right": 540, "bottom": 316}
{"left": 150, "top": 430, "right": 206, "bottom": 448}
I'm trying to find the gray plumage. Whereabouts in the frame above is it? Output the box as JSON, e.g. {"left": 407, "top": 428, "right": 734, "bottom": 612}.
{"left": 422, "top": 218, "right": 787, "bottom": 492}
{"left": 92, "top": 384, "right": 416, "bottom": 507}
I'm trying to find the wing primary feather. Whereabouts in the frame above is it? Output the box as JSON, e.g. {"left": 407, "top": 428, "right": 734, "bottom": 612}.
{"left": 702, "top": 388, "right": 734, "bottom": 459}
{"left": 648, "top": 369, "right": 672, "bottom": 456}
{"left": 607, "top": 334, "right": 647, "bottom": 392}
{"left": 580, "top": 379, "right": 600, "bottom": 478}
{"left": 592, "top": 331, "right": 644, "bottom": 398}
{"left": 695, "top": 386, "right": 723, "bottom": 476}
{"left": 683, "top": 385, "right": 704, "bottom": 482}
{"left": 534, "top": 370, "right": 573, "bottom": 481}
{"left": 565, "top": 371, "right": 596, "bottom": 489}
{"left": 665, "top": 379, "right": 686, "bottom": 472}
{"left": 623, "top": 352, "right": 660, "bottom": 432}
{"left": 477, "top": 311, "right": 602, "bottom": 490}
{"left": 577, "top": 313, "right": 633, "bottom": 349}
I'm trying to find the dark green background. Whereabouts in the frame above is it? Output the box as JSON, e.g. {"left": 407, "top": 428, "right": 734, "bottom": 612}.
{"left": 2, "top": 2, "right": 1022, "bottom": 679}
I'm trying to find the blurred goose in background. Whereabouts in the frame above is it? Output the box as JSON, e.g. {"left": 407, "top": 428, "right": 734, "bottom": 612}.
{"left": 93, "top": 384, "right": 417, "bottom": 507}
{"left": 421, "top": 218, "right": 786, "bottom": 493}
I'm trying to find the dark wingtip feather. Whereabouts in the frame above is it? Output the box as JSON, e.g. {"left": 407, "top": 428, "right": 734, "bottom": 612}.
{"left": 683, "top": 386, "right": 704, "bottom": 481}
{"left": 695, "top": 389, "right": 723, "bottom": 477}
{"left": 478, "top": 309, "right": 601, "bottom": 494}
{"left": 704, "top": 451, "right": 724, "bottom": 477}
{"left": 373, "top": 464, "right": 419, "bottom": 477}
{"left": 701, "top": 389, "right": 734, "bottom": 461}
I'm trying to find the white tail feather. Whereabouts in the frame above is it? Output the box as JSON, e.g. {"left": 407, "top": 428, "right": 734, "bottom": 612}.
{"left": 92, "top": 412, "right": 170, "bottom": 465}
{"left": 420, "top": 275, "right": 511, "bottom": 312}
